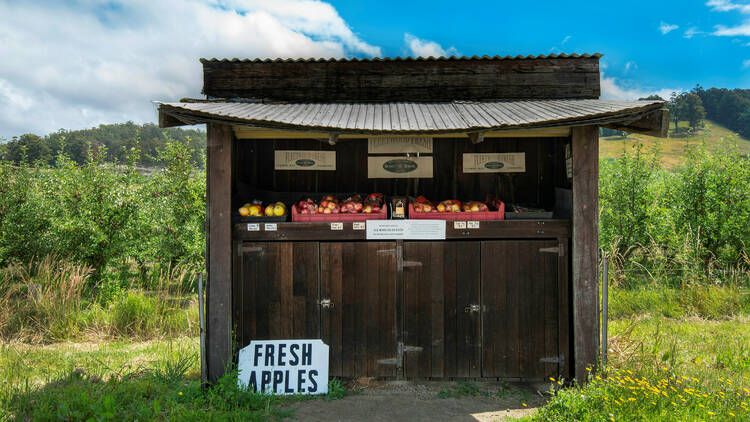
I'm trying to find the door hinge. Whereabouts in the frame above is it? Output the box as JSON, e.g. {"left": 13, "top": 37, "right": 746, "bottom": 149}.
{"left": 376, "top": 248, "right": 396, "bottom": 255}
{"left": 401, "top": 260, "right": 423, "bottom": 269}
{"left": 539, "top": 246, "right": 562, "bottom": 256}
{"left": 241, "top": 246, "right": 264, "bottom": 255}
{"left": 318, "top": 298, "right": 334, "bottom": 309}
{"left": 377, "top": 342, "right": 423, "bottom": 368}
{"left": 540, "top": 354, "right": 566, "bottom": 370}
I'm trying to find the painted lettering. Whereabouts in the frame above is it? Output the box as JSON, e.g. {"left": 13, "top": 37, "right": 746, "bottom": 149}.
{"left": 289, "top": 344, "right": 299, "bottom": 365}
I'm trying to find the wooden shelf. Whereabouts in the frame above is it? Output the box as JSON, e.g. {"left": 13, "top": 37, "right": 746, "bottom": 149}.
{"left": 233, "top": 219, "right": 570, "bottom": 241}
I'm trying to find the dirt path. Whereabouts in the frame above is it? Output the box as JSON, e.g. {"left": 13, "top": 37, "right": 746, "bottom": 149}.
{"left": 285, "top": 380, "right": 547, "bottom": 422}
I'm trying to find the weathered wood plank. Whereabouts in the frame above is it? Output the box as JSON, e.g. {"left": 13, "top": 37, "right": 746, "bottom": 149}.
{"left": 233, "top": 220, "right": 571, "bottom": 242}
{"left": 558, "top": 238, "right": 571, "bottom": 380}
{"left": 206, "top": 123, "right": 233, "bottom": 383}
{"left": 202, "top": 57, "right": 601, "bottom": 101}
{"left": 571, "top": 126, "right": 599, "bottom": 383}
{"left": 457, "top": 241, "right": 481, "bottom": 378}
{"left": 601, "top": 108, "right": 669, "bottom": 138}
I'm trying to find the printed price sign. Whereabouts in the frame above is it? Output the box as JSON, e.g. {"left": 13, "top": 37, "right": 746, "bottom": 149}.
{"left": 366, "top": 220, "right": 445, "bottom": 240}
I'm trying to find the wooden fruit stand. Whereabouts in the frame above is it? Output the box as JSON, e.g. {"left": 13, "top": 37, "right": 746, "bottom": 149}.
{"left": 157, "top": 54, "right": 668, "bottom": 384}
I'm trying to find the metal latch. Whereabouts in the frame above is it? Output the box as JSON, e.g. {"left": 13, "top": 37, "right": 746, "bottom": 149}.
{"left": 318, "top": 298, "right": 334, "bottom": 309}
{"left": 401, "top": 261, "right": 422, "bottom": 268}
{"left": 539, "top": 246, "right": 564, "bottom": 256}
{"left": 464, "top": 304, "right": 481, "bottom": 313}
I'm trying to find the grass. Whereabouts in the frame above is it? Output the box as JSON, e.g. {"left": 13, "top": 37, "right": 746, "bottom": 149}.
{"left": 525, "top": 316, "right": 750, "bottom": 421}
{"left": 600, "top": 119, "right": 750, "bottom": 167}
{"left": 609, "top": 285, "right": 750, "bottom": 320}
{"left": 0, "top": 256, "right": 200, "bottom": 343}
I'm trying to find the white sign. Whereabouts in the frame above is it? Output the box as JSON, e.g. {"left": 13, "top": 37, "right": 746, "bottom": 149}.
{"left": 366, "top": 220, "right": 446, "bottom": 240}
{"left": 238, "top": 339, "right": 329, "bottom": 395}
{"left": 368, "top": 137, "right": 433, "bottom": 154}
{"left": 453, "top": 221, "right": 466, "bottom": 229}
{"left": 352, "top": 222, "right": 366, "bottom": 230}
{"left": 368, "top": 156, "right": 433, "bottom": 179}
{"left": 275, "top": 150, "right": 336, "bottom": 171}
{"left": 246, "top": 223, "right": 260, "bottom": 232}
{"left": 264, "top": 223, "right": 277, "bottom": 231}
{"left": 330, "top": 222, "right": 343, "bottom": 231}
{"left": 462, "top": 153, "right": 526, "bottom": 173}
{"left": 467, "top": 221, "right": 480, "bottom": 229}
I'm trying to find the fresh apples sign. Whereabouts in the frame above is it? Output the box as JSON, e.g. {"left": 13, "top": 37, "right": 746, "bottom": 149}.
{"left": 237, "top": 339, "right": 329, "bottom": 395}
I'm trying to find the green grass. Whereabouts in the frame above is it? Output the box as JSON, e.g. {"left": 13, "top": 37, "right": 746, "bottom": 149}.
{"left": 0, "top": 338, "right": 301, "bottom": 420}
{"left": 609, "top": 285, "right": 750, "bottom": 320}
{"left": 600, "top": 119, "right": 750, "bottom": 167}
{"left": 525, "top": 316, "right": 750, "bottom": 421}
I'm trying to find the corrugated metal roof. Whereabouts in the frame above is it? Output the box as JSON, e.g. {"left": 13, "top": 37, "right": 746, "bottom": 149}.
{"left": 200, "top": 53, "right": 602, "bottom": 63}
{"left": 158, "top": 99, "right": 663, "bottom": 134}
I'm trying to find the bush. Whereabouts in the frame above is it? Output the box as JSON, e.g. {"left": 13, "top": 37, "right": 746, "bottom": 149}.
{"left": 600, "top": 140, "right": 749, "bottom": 286}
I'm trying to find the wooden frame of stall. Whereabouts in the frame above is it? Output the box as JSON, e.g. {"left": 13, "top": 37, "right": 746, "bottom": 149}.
{"left": 158, "top": 54, "right": 668, "bottom": 385}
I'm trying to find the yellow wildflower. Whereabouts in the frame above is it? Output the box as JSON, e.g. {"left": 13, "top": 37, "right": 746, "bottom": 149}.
{"left": 522, "top": 403, "right": 527, "bottom": 407}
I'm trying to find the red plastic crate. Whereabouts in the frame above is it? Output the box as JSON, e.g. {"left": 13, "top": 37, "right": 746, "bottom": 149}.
{"left": 291, "top": 204, "right": 387, "bottom": 222}
{"left": 408, "top": 201, "right": 505, "bottom": 221}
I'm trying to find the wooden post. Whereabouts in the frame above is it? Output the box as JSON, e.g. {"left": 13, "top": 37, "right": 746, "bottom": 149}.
{"left": 571, "top": 126, "right": 599, "bottom": 384}
{"left": 206, "top": 123, "right": 233, "bottom": 383}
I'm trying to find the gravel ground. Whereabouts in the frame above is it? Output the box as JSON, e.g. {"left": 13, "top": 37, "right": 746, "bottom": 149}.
{"left": 285, "top": 379, "right": 549, "bottom": 422}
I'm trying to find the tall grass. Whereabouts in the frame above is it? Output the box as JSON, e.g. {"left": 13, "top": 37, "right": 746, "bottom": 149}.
{"left": 0, "top": 256, "right": 199, "bottom": 343}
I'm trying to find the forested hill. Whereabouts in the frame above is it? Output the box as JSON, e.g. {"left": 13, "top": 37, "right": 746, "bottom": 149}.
{"left": 0, "top": 122, "right": 206, "bottom": 167}
{"left": 694, "top": 86, "right": 750, "bottom": 139}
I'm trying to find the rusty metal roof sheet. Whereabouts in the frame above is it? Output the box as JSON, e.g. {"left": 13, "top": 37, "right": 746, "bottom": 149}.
{"left": 199, "top": 53, "right": 602, "bottom": 63}
{"left": 158, "top": 99, "right": 663, "bottom": 134}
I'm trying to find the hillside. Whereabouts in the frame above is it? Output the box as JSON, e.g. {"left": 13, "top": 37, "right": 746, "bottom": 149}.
{"left": 600, "top": 119, "right": 750, "bottom": 167}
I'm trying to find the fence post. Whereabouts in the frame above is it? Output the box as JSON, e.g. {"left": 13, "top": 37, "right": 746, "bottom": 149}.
{"left": 198, "top": 273, "right": 207, "bottom": 385}
{"left": 601, "top": 257, "right": 609, "bottom": 370}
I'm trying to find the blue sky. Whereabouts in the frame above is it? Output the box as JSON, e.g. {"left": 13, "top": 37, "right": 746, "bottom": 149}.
{"left": 333, "top": 0, "right": 750, "bottom": 91}
{"left": 1, "top": 0, "right": 749, "bottom": 138}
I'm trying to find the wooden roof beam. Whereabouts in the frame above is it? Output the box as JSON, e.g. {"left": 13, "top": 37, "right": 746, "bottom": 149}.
{"left": 601, "top": 108, "right": 669, "bottom": 137}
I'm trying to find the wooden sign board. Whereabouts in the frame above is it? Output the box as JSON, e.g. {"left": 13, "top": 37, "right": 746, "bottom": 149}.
{"left": 368, "top": 137, "right": 433, "bottom": 154}
{"left": 462, "top": 153, "right": 526, "bottom": 173}
{"left": 368, "top": 156, "right": 433, "bottom": 178}
{"left": 274, "top": 150, "right": 336, "bottom": 171}
{"left": 237, "top": 339, "right": 329, "bottom": 395}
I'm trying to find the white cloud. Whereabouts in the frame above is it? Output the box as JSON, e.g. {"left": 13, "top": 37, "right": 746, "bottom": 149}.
{"left": 684, "top": 27, "right": 704, "bottom": 38}
{"left": 743, "top": 59, "right": 750, "bottom": 68}
{"left": 624, "top": 61, "right": 638, "bottom": 74}
{"left": 714, "top": 21, "right": 750, "bottom": 35}
{"left": 404, "top": 33, "right": 458, "bottom": 58}
{"left": 706, "top": 0, "right": 750, "bottom": 13}
{"left": 561, "top": 35, "right": 572, "bottom": 45}
{"left": 600, "top": 72, "right": 679, "bottom": 101}
{"left": 0, "top": 0, "right": 381, "bottom": 138}
{"left": 659, "top": 21, "right": 679, "bottom": 34}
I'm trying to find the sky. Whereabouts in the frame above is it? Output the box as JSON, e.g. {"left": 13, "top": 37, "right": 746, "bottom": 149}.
{"left": 1, "top": 0, "right": 749, "bottom": 138}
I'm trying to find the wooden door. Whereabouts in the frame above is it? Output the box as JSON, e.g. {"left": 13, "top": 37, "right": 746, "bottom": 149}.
{"left": 320, "top": 242, "right": 398, "bottom": 378}
{"left": 402, "top": 241, "right": 482, "bottom": 378}
{"left": 232, "top": 242, "right": 320, "bottom": 350}
{"left": 481, "top": 240, "right": 560, "bottom": 380}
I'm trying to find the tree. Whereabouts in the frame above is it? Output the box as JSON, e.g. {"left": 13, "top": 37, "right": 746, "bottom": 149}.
{"left": 638, "top": 94, "right": 665, "bottom": 101}
{"left": 681, "top": 93, "right": 706, "bottom": 130}
{"left": 667, "top": 92, "right": 706, "bottom": 132}
{"left": 667, "top": 92, "right": 683, "bottom": 131}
